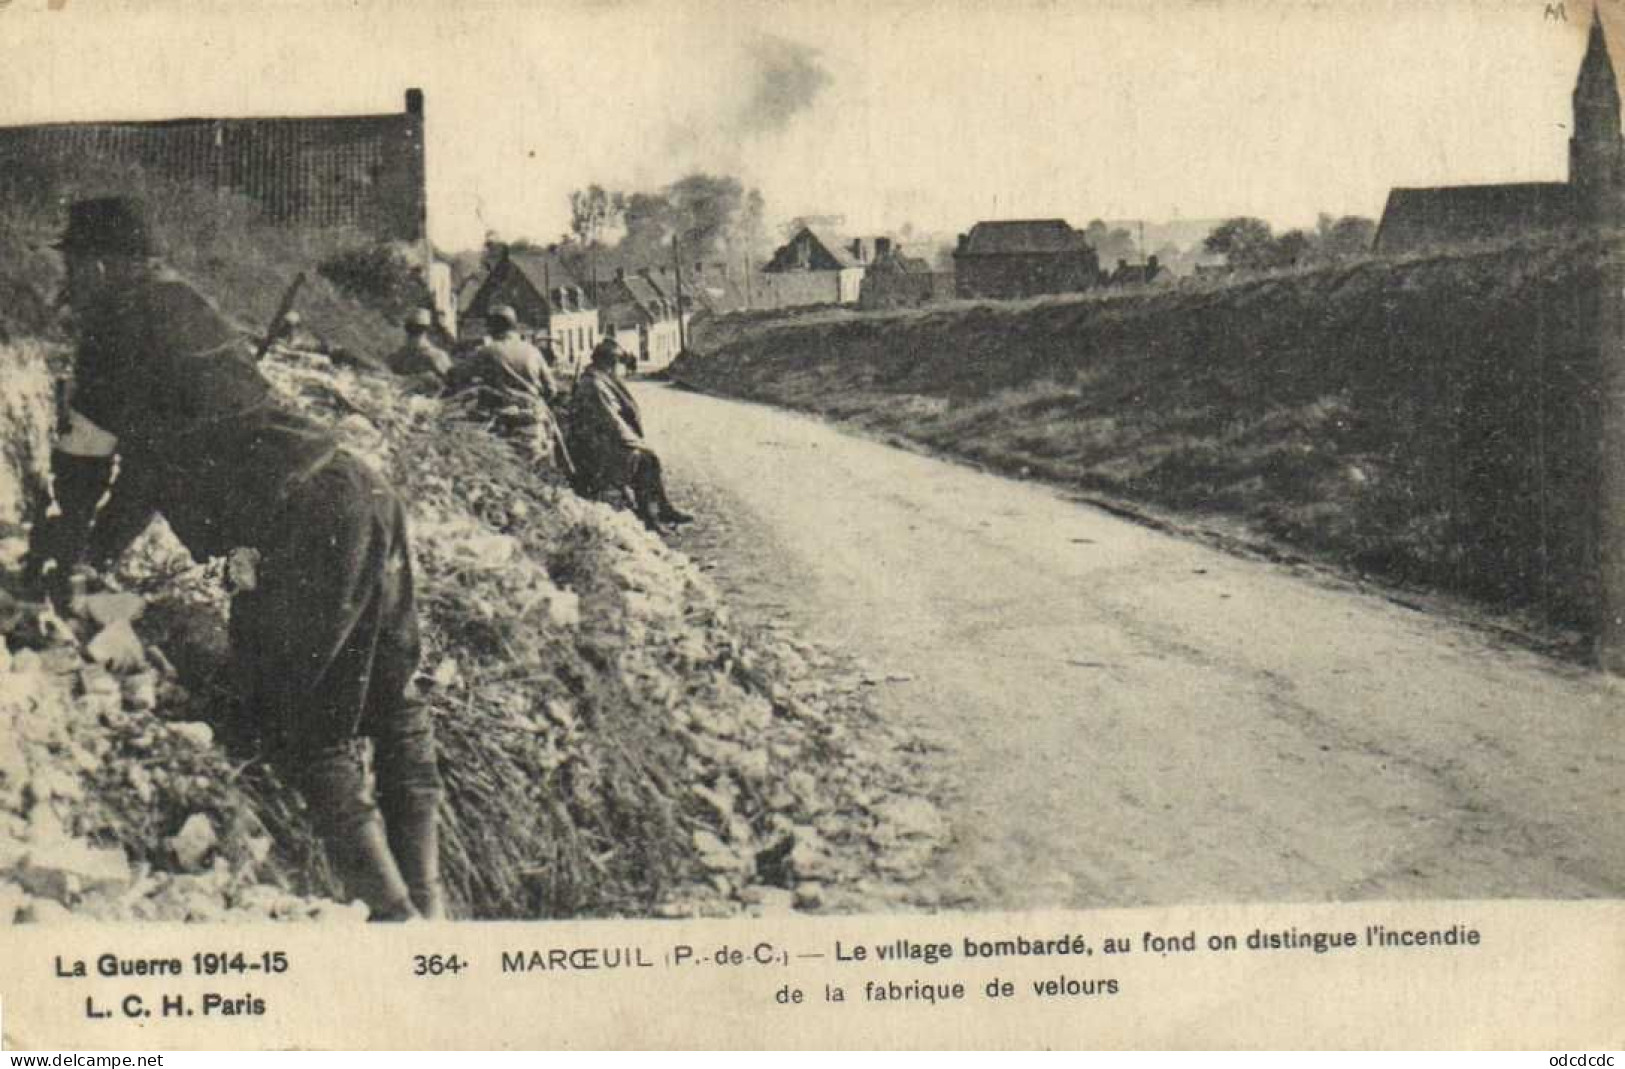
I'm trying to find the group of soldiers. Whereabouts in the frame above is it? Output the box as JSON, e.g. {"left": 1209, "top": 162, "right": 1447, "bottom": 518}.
{"left": 22, "top": 195, "right": 691, "bottom": 922}
{"left": 384, "top": 300, "right": 693, "bottom": 533}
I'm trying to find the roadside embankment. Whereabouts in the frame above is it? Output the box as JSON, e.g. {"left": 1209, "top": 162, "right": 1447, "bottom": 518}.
{"left": 676, "top": 238, "right": 1608, "bottom": 636}
{"left": 0, "top": 167, "right": 946, "bottom": 922}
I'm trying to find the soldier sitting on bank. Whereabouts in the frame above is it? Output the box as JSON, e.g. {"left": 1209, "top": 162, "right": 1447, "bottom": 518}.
{"left": 568, "top": 338, "right": 693, "bottom": 531}
{"left": 388, "top": 308, "right": 453, "bottom": 387}
{"left": 443, "top": 305, "right": 566, "bottom": 471}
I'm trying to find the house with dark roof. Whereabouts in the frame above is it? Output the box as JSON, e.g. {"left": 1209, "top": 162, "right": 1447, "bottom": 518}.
{"left": 1107, "top": 255, "right": 1167, "bottom": 287}
{"left": 461, "top": 248, "right": 601, "bottom": 371}
{"left": 683, "top": 262, "right": 753, "bottom": 315}
{"left": 0, "top": 90, "right": 428, "bottom": 242}
{"left": 858, "top": 236, "right": 952, "bottom": 308}
{"left": 952, "top": 219, "right": 1100, "bottom": 300}
{"left": 598, "top": 268, "right": 685, "bottom": 370}
{"left": 1374, "top": 11, "right": 1623, "bottom": 253}
{"left": 761, "top": 227, "right": 869, "bottom": 305}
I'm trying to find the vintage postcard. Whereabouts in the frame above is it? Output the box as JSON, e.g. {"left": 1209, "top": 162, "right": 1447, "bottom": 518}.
{"left": 0, "top": 0, "right": 1620, "bottom": 1051}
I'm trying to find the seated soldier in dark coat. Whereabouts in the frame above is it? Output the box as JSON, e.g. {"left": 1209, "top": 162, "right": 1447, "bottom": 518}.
{"left": 567, "top": 338, "right": 693, "bottom": 531}
{"left": 26, "top": 197, "right": 445, "bottom": 920}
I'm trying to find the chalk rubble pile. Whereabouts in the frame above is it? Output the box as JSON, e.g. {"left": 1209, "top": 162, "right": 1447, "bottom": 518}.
{"left": 0, "top": 341, "right": 948, "bottom": 922}
{"left": 0, "top": 578, "right": 359, "bottom": 923}
{"left": 261, "top": 350, "right": 951, "bottom": 917}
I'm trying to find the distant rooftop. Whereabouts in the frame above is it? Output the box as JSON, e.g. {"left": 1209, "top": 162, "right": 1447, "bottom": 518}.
{"left": 1374, "top": 183, "right": 1576, "bottom": 253}
{"left": 957, "top": 219, "right": 1090, "bottom": 256}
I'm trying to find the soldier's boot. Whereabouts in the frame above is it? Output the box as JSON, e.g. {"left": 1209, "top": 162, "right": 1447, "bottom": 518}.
{"left": 302, "top": 750, "right": 419, "bottom": 922}
{"left": 375, "top": 709, "right": 447, "bottom": 920}
{"left": 23, "top": 451, "right": 114, "bottom": 606}
{"left": 630, "top": 453, "right": 692, "bottom": 527}
{"left": 626, "top": 486, "right": 663, "bottom": 531}
{"left": 384, "top": 795, "right": 447, "bottom": 920}
{"left": 636, "top": 502, "right": 664, "bottom": 532}
{"left": 655, "top": 491, "right": 694, "bottom": 526}
{"left": 324, "top": 813, "right": 421, "bottom": 922}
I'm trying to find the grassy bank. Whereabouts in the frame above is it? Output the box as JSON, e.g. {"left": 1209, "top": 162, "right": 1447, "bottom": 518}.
{"left": 0, "top": 165, "right": 945, "bottom": 921}
{"left": 676, "top": 238, "right": 1607, "bottom": 634}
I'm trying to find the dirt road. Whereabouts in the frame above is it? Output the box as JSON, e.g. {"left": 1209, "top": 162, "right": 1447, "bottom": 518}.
{"left": 637, "top": 381, "right": 1624, "bottom": 910}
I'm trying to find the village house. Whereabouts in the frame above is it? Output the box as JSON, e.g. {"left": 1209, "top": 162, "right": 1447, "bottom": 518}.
{"left": 760, "top": 227, "right": 869, "bottom": 306}
{"left": 0, "top": 88, "right": 459, "bottom": 330}
{"left": 1106, "top": 255, "right": 1166, "bottom": 287}
{"left": 858, "top": 237, "right": 952, "bottom": 308}
{"left": 952, "top": 219, "right": 1100, "bottom": 300}
{"left": 683, "top": 261, "right": 754, "bottom": 315}
{"left": 0, "top": 89, "right": 428, "bottom": 241}
{"left": 461, "top": 248, "right": 600, "bottom": 372}
{"left": 1374, "top": 11, "right": 1622, "bottom": 252}
{"left": 597, "top": 268, "right": 685, "bottom": 371}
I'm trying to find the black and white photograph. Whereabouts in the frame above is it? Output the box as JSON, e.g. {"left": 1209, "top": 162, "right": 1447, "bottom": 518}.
{"left": 0, "top": 0, "right": 1619, "bottom": 1050}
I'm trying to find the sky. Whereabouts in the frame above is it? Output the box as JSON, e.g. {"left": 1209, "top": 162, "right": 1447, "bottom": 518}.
{"left": 0, "top": 0, "right": 1603, "bottom": 252}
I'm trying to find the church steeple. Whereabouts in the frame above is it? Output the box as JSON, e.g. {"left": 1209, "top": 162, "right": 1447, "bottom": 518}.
{"left": 1572, "top": 6, "right": 1625, "bottom": 222}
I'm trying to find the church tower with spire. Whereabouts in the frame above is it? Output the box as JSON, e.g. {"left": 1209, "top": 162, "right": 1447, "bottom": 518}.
{"left": 1571, "top": 7, "right": 1625, "bottom": 224}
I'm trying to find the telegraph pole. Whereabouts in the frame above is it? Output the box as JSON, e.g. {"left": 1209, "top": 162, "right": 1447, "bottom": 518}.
{"left": 672, "top": 235, "right": 689, "bottom": 351}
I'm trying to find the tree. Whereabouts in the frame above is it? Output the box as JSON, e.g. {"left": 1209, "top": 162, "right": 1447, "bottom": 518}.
{"left": 1203, "top": 217, "right": 1277, "bottom": 271}
{"left": 1272, "top": 228, "right": 1314, "bottom": 269}
{"left": 782, "top": 214, "right": 846, "bottom": 239}
{"left": 1314, "top": 214, "right": 1377, "bottom": 262}
{"left": 737, "top": 188, "right": 768, "bottom": 261}
{"left": 1084, "top": 219, "right": 1138, "bottom": 263}
{"left": 568, "top": 185, "right": 626, "bottom": 248}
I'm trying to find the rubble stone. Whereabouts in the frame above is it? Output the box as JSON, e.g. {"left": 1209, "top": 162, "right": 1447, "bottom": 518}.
{"left": 86, "top": 620, "right": 147, "bottom": 673}
{"left": 17, "top": 840, "right": 132, "bottom": 901}
{"left": 0, "top": 878, "right": 28, "bottom": 923}
{"left": 121, "top": 672, "right": 158, "bottom": 711}
{"left": 79, "top": 592, "right": 146, "bottom": 629}
{"left": 167, "top": 722, "right": 214, "bottom": 749}
{"left": 168, "top": 814, "right": 217, "bottom": 871}
{"left": 17, "top": 897, "right": 72, "bottom": 924}
{"left": 792, "top": 882, "right": 826, "bottom": 910}
{"left": 740, "top": 885, "right": 796, "bottom": 913}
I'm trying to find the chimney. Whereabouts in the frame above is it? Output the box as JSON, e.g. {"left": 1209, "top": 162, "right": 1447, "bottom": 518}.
{"left": 405, "top": 88, "right": 424, "bottom": 117}
{"left": 875, "top": 237, "right": 893, "bottom": 259}
{"left": 615, "top": 267, "right": 625, "bottom": 281}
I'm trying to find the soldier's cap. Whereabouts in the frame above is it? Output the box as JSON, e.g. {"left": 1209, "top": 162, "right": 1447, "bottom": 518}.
{"left": 55, "top": 197, "right": 160, "bottom": 258}
{"left": 405, "top": 308, "right": 434, "bottom": 329}
{"left": 487, "top": 304, "right": 519, "bottom": 327}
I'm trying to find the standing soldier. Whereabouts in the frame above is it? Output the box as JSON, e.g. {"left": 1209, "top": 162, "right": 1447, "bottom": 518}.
{"left": 27, "top": 197, "right": 445, "bottom": 920}
{"left": 388, "top": 308, "right": 453, "bottom": 385}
